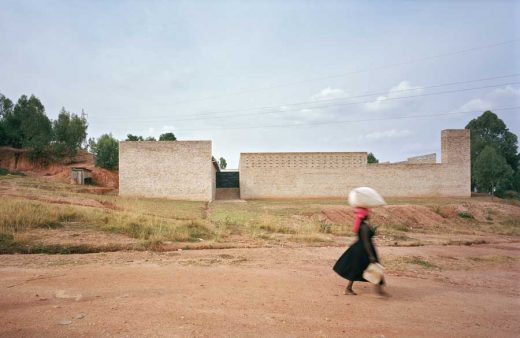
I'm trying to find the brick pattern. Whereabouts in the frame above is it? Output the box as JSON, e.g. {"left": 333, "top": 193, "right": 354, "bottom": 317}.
{"left": 119, "top": 141, "right": 214, "bottom": 201}
{"left": 240, "top": 129, "right": 470, "bottom": 199}
{"left": 118, "top": 130, "right": 470, "bottom": 201}
{"left": 406, "top": 153, "right": 437, "bottom": 164}
{"left": 241, "top": 152, "right": 367, "bottom": 169}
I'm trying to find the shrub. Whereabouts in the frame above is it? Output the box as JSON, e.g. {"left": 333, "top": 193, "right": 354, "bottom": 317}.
{"left": 91, "top": 134, "right": 119, "bottom": 170}
{"left": 502, "top": 190, "right": 519, "bottom": 200}
{"left": 458, "top": 211, "right": 474, "bottom": 219}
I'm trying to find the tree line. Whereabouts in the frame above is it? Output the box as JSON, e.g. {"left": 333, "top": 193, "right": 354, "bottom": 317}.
{"left": 0, "top": 93, "right": 181, "bottom": 170}
{"left": 1, "top": 93, "right": 518, "bottom": 196}
{"left": 0, "top": 93, "right": 88, "bottom": 160}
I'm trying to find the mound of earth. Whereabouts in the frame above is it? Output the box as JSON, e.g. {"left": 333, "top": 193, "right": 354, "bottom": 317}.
{"left": 0, "top": 147, "right": 118, "bottom": 188}
{"left": 321, "top": 202, "right": 520, "bottom": 229}
{"left": 321, "top": 205, "right": 445, "bottom": 228}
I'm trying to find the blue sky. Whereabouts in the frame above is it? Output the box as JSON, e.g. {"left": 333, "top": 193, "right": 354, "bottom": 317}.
{"left": 1, "top": 0, "right": 519, "bottom": 167}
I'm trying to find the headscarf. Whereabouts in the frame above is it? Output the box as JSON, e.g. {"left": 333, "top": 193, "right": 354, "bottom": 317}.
{"left": 353, "top": 207, "right": 369, "bottom": 233}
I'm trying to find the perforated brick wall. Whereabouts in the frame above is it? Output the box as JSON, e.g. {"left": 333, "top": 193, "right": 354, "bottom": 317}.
{"left": 239, "top": 129, "right": 470, "bottom": 199}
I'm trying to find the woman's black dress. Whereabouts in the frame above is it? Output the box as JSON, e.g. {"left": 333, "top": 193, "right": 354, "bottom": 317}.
{"left": 333, "top": 220, "right": 379, "bottom": 282}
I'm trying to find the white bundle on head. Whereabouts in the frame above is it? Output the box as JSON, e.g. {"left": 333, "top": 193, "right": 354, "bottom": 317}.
{"left": 348, "top": 187, "right": 386, "bottom": 208}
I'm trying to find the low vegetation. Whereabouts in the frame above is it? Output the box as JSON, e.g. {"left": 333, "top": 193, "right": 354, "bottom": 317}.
{"left": 0, "top": 175, "right": 519, "bottom": 254}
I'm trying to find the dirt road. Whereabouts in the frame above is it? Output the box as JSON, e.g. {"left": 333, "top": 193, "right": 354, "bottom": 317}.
{"left": 1, "top": 243, "right": 519, "bottom": 337}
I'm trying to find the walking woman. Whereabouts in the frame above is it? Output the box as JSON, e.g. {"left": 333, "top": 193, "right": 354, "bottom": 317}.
{"left": 333, "top": 206, "right": 388, "bottom": 296}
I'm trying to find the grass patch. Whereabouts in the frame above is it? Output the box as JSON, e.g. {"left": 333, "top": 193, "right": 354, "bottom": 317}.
{"left": 0, "top": 195, "right": 215, "bottom": 252}
{"left": 0, "top": 197, "right": 84, "bottom": 233}
{"left": 289, "top": 234, "right": 332, "bottom": 244}
{"left": 2, "top": 176, "right": 520, "bottom": 254}
{"left": 0, "top": 242, "right": 140, "bottom": 254}
{"left": 97, "top": 212, "right": 214, "bottom": 242}
{"left": 0, "top": 168, "right": 25, "bottom": 176}
{"left": 404, "top": 256, "right": 438, "bottom": 269}
{"left": 457, "top": 211, "right": 474, "bottom": 219}
{"left": 491, "top": 217, "right": 520, "bottom": 236}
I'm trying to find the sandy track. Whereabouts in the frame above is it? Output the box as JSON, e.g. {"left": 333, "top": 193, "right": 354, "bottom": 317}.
{"left": 1, "top": 243, "right": 519, "bottom": 337}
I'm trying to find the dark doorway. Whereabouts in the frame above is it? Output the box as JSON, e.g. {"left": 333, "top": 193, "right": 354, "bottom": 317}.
{"left": 216, "top": 171, "right": 239, "bottom": 188}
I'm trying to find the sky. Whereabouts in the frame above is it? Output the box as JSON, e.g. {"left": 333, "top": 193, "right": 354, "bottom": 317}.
{"left": 1, "top": 0, "right": 519, "bottom": 168}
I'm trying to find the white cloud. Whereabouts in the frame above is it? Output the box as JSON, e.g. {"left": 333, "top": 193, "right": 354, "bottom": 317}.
{"left": 488, "top": 85, "right": 520, "bottom": 100}
{"left": 455, "top": 98, "right": 492, "bottom": 113}
{"left": 365, "top": 129, "right": 412, "bottom": 140}
{"left": 311, "top": 87, "right": 346, "bottom": 101}
{"left": 451, "top": 85, "right": 520, "bottom": 114}
{"left": 364, "top": 81, "right": 424, "bottom": 112}
{"left": 162, "top": 125, "right": 175, "bottom": 132}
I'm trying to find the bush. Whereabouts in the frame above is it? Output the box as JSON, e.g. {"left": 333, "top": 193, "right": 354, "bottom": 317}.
{"left": 91, "top": 134, "right": 119, "bottom": 170}
{"left": 502, "top": 190, "right": 519, "bottom": 200}
{"left": 159, "top": 132, "right": 176, "bottom": 141}
{"left": 458, "top": 211, "right": 474, "bottom": 219}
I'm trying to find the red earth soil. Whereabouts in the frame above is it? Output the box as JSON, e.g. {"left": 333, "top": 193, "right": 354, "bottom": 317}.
{"left": 0, "top": 147, "right": 118, "bottom": 189}
{"left": 1, "top": 243, "right": 518, "bottom": 337}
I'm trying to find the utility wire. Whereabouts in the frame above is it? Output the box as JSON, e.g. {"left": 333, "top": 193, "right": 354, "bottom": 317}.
{"left": 103, "top": 73, "right": 519, "bottom": 120}
{"left": 116, "top": 81, "right": 520, "bottom": 123}
{"left": 167, "top": 38, "right": 519, "bottom": 105}
{"left": 171, "top": 106, "right": 519, "bottom": 132}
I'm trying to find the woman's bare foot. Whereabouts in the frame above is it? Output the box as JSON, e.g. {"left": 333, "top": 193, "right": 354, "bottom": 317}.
{"left": 344, "top": 288, "right": 357, "bottom": 295}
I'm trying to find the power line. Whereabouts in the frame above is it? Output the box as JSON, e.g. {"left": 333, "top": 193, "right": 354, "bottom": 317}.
{"left": 166, "top": 38, "right": 519, "bottom": 105}
{"left": 103, "top": 73, "right": 519, "bottom": 120}
{"left": 115, "top": 80, "right": 520, "bottom": 123}
{"left": 171, "top": 106, "right": 519, "bottom": 132}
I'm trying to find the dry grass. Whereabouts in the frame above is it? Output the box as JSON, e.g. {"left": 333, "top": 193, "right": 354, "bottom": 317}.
{"left": 1, "top": 176, "right": 520, "bottom": 253}
{"left": 493, "top": 216, "right": 520, "bottom": 236}
{"left": 0, "top": 194, "right": 213, "bottom": 253}
{"left": 0, "top": 197, "right": 85, "bottom": 233}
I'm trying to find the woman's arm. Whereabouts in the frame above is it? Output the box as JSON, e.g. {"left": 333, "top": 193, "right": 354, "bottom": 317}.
{"left": 360, "top": 223, "right": 376, "bottom": 263}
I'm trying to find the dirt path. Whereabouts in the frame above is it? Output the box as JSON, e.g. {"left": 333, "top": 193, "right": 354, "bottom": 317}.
{"left": 1, "top": 243, "right": 519, "bottom": 337}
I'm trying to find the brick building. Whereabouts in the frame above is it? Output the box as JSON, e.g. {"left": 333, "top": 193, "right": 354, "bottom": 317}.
{"left": 119, "top": 129, "right": 470, "bottom": 201}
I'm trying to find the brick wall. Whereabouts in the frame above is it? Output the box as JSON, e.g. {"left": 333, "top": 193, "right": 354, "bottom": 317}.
{"left": 119, "top": 141, "right": 214, "bottom": 201}
{"left": 401, "top": 153, "right": 437, "bottom": 164}
{"left": 118, "top": 130, "right": 470, "bottom": 201}
{"left": 239, "top": 129, "right": 470, "bottom": 199}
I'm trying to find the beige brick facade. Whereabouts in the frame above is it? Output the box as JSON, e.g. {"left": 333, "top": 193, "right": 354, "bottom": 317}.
{"left": 239, "top": 129, "right": 470, "bottom": 199}
{"left": 118, "top": 129, "right": 470, "bottom": 201}
{"left": 119, "top": 141, "right": 215, "bottom": 201}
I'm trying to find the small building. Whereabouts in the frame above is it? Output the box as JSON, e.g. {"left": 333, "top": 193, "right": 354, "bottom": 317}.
{"left": 71, "top": 167, "right": 93, "bottom": 185}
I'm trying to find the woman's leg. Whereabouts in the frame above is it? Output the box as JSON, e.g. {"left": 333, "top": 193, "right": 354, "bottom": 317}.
{"left": 375, "top": 282, "right": 389, "bottom": 297}
{"left": 345, "top": 280, "right": 357, "bottom": 295}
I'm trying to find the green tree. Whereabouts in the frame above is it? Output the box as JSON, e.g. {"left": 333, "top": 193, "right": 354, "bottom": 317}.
{"left": 367, "top": 152, "right": 379, "bottom": 164}
{"left": 145, "top": 136, "right": 156, "bottom": 141}
{"left": 512, "top": 170, "right": 520, "bottom": 193}
{"left": 126, "top": 134, "right": 144, "bottom": 141}
{"left": 0, "top": 94, "right": 13, "bottom": 118}
{"left": 473, "top": 146, "right": 513, "bottom": 195}
{"left": 466, "top": 111, "right": 518, "bottom": 172}
{"left": 219, "top": 157, "right": 227, "bottom": 169}
{"left": 0, "top": 94, "right": 14, "bottom": 146}
{"left": 52, "top": 108, "right": 88, "bottom": 157}
{"left": 86, "top": 137, "right": 97, "bottom": 153}
{"left": 159, "top": 132, "right": 177, "bottom": 141}
{"left": 91, "top": 134, "right": 119, "bottom": 170}
{"left": 4, "top": 95, "right": 52, "bottom": 157}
